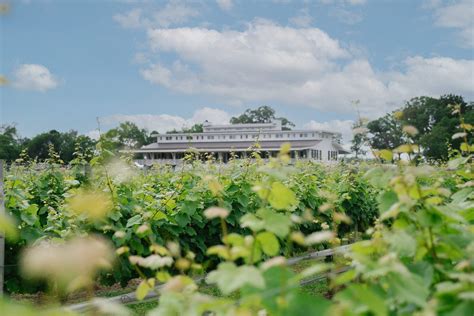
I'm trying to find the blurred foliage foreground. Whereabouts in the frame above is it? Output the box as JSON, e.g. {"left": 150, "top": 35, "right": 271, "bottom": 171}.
{"left": 0, "top": 118, "right": 473, "bottom": 315}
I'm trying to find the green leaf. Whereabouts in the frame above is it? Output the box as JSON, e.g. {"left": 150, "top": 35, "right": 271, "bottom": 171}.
{"left": 126, "top": 214, "right": 142, "bottom": 228}
{"left": 0, "top": 213, "right": 18, "bottom": 240}
{"left": 377, "top": 190, "right": 398, "bottom": 214}
{"left": 224, "top": 233, "right": 245, "bottom": 247}
{"left": 268, "top": 182, "right": 297, "bottom": 210}
{"left": 152, "top": 211, "right": 167, "bottom": 221}
{"left": 206, "top": 262, "right": 265, "bottom": 295}
{"left": 387, "top": 272, "right": 429, "bottom": 307}
{"left": 387, "top": 230, "right": 416, "bottom": 258}
{"left": 335, "top": 284, "right": 387, "bottom": 316}
{"left": 257, "top": 208, "right": 292, "bottom": 238}
{"left": 136, "top": 279, "right": 154, "bottom": 301}
{"left": 376, "top": 149, "right": 393, "bottom": 161}
{"left": 285, "top": 292, "right": 331, "bottom": 316}
{"left": 333, "top": 269, "right": 357, "bottom": 286}
{"left": 256, "top": 231, "right": 280, "bottom": 256}
{"left": 240, "top": 213, "right": 265, "bottom": 232}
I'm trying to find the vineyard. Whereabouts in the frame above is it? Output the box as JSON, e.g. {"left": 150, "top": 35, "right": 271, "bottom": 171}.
{"left": 0, "top": 133, "right": 473, "bottom": 315}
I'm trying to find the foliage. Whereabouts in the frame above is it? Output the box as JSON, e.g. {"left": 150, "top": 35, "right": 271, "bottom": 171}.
{"left": 0, "top": 125, "right": 23, "bottom": 162}
{"left": 368, "top": 94, "right": 474, "bottom": 161}
{"left": 350, "top": 118, "right": 369, "bottom": 158}
{"left": 103, "top": 121, "right": 152, "bottom": 150}
{"left": 367, "top": 112, "right": 405, "bottom": 153}
{"left": 2, "top": 149, "right": 376, "bottom": 294}
{"left": 230, "top": 105, "right": 295, "bottom": 130}
{"left": 167, "top": 123, "right": 204, "bottom": 134}
{"left": 1, "top": 112, "right": 473, "bottom": 315}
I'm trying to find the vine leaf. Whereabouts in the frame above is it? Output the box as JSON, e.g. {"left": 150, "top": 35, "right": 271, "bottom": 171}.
{"left": 257, "top": 231, "right": 280, "bottom": 256}
{"left": 268, "top": 182, "right": 297, "bottom": 210}
{"left": 206, "top": 262, "right": 265, "bottom": 295}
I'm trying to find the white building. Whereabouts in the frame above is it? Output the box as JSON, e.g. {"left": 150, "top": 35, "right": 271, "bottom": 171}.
{"left": 133, "top": 121, "right": 349, "bottom": 165}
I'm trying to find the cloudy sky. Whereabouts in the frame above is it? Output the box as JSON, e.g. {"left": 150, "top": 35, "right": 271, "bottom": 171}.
{"left": 2, "top": 0, "right": 473, "bottom": 143}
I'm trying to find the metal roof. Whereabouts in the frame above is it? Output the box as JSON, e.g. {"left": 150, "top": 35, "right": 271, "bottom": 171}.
{"left": 134, "top": 139, "right": 322, "bottom": 153}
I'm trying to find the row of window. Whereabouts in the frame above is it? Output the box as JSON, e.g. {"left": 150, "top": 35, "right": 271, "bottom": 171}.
{"left": 159, "top": 132, "right": 330, "bottom": 141}
{"left": 328, "top": 151, "right": 338, "bottom": 160}
{"left": 310, "top": 150, "right": 322, "bottom": 160}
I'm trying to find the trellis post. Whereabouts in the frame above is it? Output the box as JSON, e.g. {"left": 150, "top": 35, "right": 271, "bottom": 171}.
{"left": 0, "top": 160, "right": 5, "bottom": 296}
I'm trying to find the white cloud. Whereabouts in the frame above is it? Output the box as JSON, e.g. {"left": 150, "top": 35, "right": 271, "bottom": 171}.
{"left": 319, "top": 0, "right": 367, "bottom": 6}
{"left": 431, "top": 0, "right": 474, "bottom": 48}
{"left": 139, "top": 20, "right": 474, "bottom": 118}
{"left": 12, "top": 64, "right": 59, "bottom": 92}
{"left": 216, "top": 0, "right": 233, "bottom": 12}
{"left": 346, "top": 0, "right": 366, "bottom": 5}
{"left": 113, "top": 8, "right": 143, "bottom": 28}
{"left": 289, "top": 8, "right": 313, "bottom": 27}
{"left": 304, "top": 119, "right": 354, "bottom": 143}
{"left": 113, "top": 0, "right": 199, "bottom": 29}
{"left": 329, "top": 7, "right": 363, "bottom": 25}
{"left": 99, "top": 107, "right": 231, "bottom": 133}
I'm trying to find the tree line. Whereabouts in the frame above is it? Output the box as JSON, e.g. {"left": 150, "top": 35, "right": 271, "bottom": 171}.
{"left": 351, "top": 94, "right": 473, "bottom": 161}
{"left": 1, "top": 98, "right": 471, "bottom": 164}
{"left": 0, "top": 106, "right": 294, "bottom": 163}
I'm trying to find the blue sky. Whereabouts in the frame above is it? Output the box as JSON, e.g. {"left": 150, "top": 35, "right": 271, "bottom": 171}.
{"left": 1, "top": 0, "right": 473, "bottom": 142}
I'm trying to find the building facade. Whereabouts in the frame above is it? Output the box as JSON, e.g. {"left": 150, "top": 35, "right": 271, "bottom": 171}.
{"left": 134, "top": 121, "right": 349, "bottom": 165}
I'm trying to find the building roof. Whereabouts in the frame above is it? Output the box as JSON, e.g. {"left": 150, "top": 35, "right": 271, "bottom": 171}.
{"left": 135, "top": 139, "right": 322, "bottom": 153}
{"left": 150, "top": 129, "right": 342, "bottom": 138}
{"left": 332, "top": 142, "right": 351, "bottom": 154}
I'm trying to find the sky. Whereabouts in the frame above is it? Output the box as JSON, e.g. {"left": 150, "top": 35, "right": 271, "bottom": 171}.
{"left": 1, "top": 0, "right": 473, "bottom": 143}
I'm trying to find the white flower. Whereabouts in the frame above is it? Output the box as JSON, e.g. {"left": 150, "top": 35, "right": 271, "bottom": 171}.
{"left": 204, "top": 207, "right": 229, "bottom": 219}
{"left": 305, "top": 231, "right": 334, "bottom": 245}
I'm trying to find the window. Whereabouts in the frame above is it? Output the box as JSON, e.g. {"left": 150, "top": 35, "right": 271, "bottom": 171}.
{"left": 208, "top": 135, "right": 214, "bottom": 140}
{"left": 186, "top": 136, "right": 193, "bottom": 140}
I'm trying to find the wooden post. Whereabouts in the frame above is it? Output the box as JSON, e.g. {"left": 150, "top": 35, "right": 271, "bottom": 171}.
{"left": 0, "top": 160, "right": 5, "bottom": 296}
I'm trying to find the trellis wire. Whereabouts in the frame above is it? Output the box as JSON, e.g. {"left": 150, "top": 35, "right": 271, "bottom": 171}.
{"left": 67, "top": 243, "right": 352, "bottom": 312}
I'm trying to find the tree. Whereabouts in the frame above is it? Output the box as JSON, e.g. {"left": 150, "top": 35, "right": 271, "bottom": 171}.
{"left": 400, "top": 95, "right": 473, "bottom": 160}
{"left": 367, "top": 113, "right": 405, "bottom": 151}
{"left": 103, "top": 122, "right": 152, "bottom": 149}
{"left": 367, "top": 95, "right": 473, "bottom": 161}
{"left": 25, "top": 130, "right": 96, "bottom": 163}
{"left": 0, "top": 125, "right": 22, "bottom": 162}
{"left": 167, "top": 123, "right": 203, "bottom": 134}
{"left": 350, "top": 119, "right": 368, "bottom": 159}
{"left": 230, "top": 106, "right": 295, "bottom": 130}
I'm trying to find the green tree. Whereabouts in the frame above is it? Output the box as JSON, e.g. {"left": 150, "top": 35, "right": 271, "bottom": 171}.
{"left": 25, "top": 130, "right": 96, "bottom": 163}
{"left": 350, "top": 119, "right": 368, "bottom": 159}
{"left": 230, "top": 105, "right": 295, "bottom": 130}
{"left": 367, "top": 113, "right": 405, "bottom": 151}
{"left": 400, "top": 94, "right": 473, "bottom": 160}
{"left": 0, "top": 125, "right": 22, "bottom": 162}
{"left": 166, "top": 123, "right": 204, "bottom": 134}
{"left": 103, "top": 121, "right": 152, "bottom": 149}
